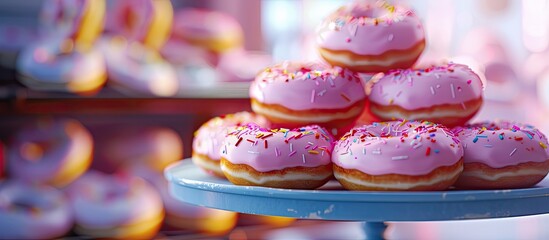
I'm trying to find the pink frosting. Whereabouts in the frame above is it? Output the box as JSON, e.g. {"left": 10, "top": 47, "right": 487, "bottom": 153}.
{"left": 317, "top": 2, "right": 425, "bottom": 55}
{"left": 66, "top": 171, "right": 163, "bottom": 228}
{"left": 173, "top": 8, "right": 242, "bottom": 40}
{"left": 193, "top": 112, "right": 270, "bottom": 161}
{"left": 333, "top": 120, "right": 463, "bottom": 175}
{"left": 221, "top": 124, "right": 334, "bottom": 172}
{"left": 249, "top": 61, "right": 366, "bottom": 110}
{"left": 368, "top": 63, "right": 484, "bottom": 110}
{"left": 452, "top": 122, "right": 549, "bottom": 168}
{"left": 40, "top": 0, "right": 87, "bottom": 40}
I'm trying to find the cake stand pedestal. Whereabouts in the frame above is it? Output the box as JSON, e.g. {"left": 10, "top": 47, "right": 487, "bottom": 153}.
{"left": 165, "top": 160, "right": 549, "bottom": 239}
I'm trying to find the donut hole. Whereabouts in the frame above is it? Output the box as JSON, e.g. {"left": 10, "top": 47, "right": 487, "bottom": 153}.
{"left": 19, "top": 142, "right": 46, "bottom": 162}
{"left": 9, "top": 195, "right": 49, "bottom": 215}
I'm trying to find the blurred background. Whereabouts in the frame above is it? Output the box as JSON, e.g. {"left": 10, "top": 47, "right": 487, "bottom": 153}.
{"left": 1, "top": 0, "right": 549, "bottom": 239}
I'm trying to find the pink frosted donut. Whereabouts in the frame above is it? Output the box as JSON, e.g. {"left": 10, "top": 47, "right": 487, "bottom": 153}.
{"left": 98, "top": 37, "right": 178, "bottom": 97}
{"left": 333, "top": 120, "right": 464, "bottom": 191}
{"left": 220, "top": 124, "right": 334, "bottom": 189}
{"left": 250, "top": 61, "right": 367, "bottom": 137}
{"left": 40, "top": 0, "right": 106, "bottom": 45}
{"left": 8, "top": 118, "right": 93, "bottom": 187}
{"left": 66, "top": 171, "right": 164, "bottom": 239}
{"left": 368, "top": 63, "right": 484, "bottom": 127}
{"left": 17, "top": 38, "right": 107, "bottom": 94}
{"left": 0, "top": 181, "right": 73, "bottom": 239}
{"left": 317, "top": 1, "right": 425, "bottom": 73}
{"left": 108, "top": 0, "right": 173, "bottom": 50}
{"left": 128, "top": 165, "right": 238, "bottom": 235}
{"left": 193, "top": 112, "right": 270, "bottom": 178}
{"left": 95, "top": 126, "right": 183, "bottom": 173}
{"left": 172, "top": 8, "right": 243, "bottom": 53}
{"left": 452, "top": 122, "right": 549, "bottom": 189}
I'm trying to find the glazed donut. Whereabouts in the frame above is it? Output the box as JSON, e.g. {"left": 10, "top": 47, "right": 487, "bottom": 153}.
{"left": 96, "top": 126, "right": 183, "bottom": 173}
{"left": 249, "top": 61, "right": 366, "bottom": 137}
{"left": 316, "top": 1, "right": 425, "bottom": 73}
{"left": 98, "top": 37, "right": 178, "bottom": 97}
{"left": 368, "top": 63, "right": 484, "bottom": 127}
{"left": 8, "top": 118, "right": 93, "bottom": 187}
{"left": 220, "top": 124, "right": 334, "bottom": 189}
{"left": 128, "top": 165, "right": 238, "bottom": 235}
{"left": 40, "top": 0, "right": 106, "bottom": 46}
{"left": 452, "top": 122, "right": 549, "bottom": 189}
{"left": 66, "top": 171, "right": 164, "bottom": 239}
{"left": 17, "top": 38, "right": 107, "bottom": 94}
{"left": 172, "top": 8, "right": 244, "bottom": 53}
{"left": 332, "top": 120, "right": 464, "bottom": 191}
{"left": 108, "top": 0, "right": 173, "bottom": 50}
{"left": 0, "top": 181, "right": 72, "bottom": 239}
{"left": 193, "top": 112, "right": 270, "bottom": 178}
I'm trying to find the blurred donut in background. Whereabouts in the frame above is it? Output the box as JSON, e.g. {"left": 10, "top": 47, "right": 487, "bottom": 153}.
{"left": 17, "top": 0, "right": 107, "bottom": 95}
{"left": 17, "top": 38, "right": 107, "bottom": 95}
{"left": 98, "top": 37, "right": 178, "bottom": 97}
{"left": 0, "top": 181, "right": 73, "bottom": 239}
{"left": 216, "top": 49, "right": 273, "bottom": 82}
{"left": 127, "top": 164, "right": 238, "bottom": 236}
{"left": 40, "top": 0, "right": 106, "bottom": 46}
{"left": 94, "top": 126, "right": 183, "bottom": 173}
{"left": 100, "top": 0, "right": 177, "bottom": 97}
{"left": 107, "top": 0, "right": 173, "bottom": 50}
{"left": 457, "top": 28, "right": 520, "bottom": 102}
{"left": 8, "top": 118, "right": 93, "bottom": 187}
{"left": 66, "top": 171, "right": 164, "bottom": 239}
{"left": 172, "top": 8, "right": 244, "bottom": 54}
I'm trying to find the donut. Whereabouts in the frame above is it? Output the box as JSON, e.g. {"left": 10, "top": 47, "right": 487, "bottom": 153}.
{"left": 17, "top": 38, "right": 107, "bottom": 94}
{"left": 316, "top": 1, "right": 425, "bottom": 73}
{"left": 220, "top": 124, "right": 334, "bottom": 189}
{"left": 367, "top": 63, "right": 484, "bottom": 127}
{"left": 249, "top": 61, "right": 366, "bottom": 137}
{"left": 66, "top": 171, "right": 164, "bottom": 239}
{"left": 96, "top": 126, "right": 183, "bottom": 173}
{"left": 193, "top": 112, "right": 270, "bottom": 178}
{"left": 98, "top": 37, "right": 178, "bottom": 97}
{"left": 108, "top": 0, "right": 173, "bottom": 50}
{"left": 128, "top": 164, "right": 238, "bottom": 235}
{"left": 172, "top": 8, "right": 243, "bottom": 53}
{"left": 40, "top": 0, "right": 106, "bottom": 46}
{"left": 332, "top": 120, "right": 464, "bottom": 191}
{"left": 452, "top": 122, "right": 549, "bottom": 189}
{"left": 8, "top": 118, "right": 93, "bottom": 187}
{"left": 216, "top": 49, "right": 274, "bottom": 82}
{"left": 0, "top": 181, "right": 73, "bottom": 239}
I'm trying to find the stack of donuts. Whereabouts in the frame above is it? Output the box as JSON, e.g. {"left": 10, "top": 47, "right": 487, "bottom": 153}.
{"left": 17, "top": 0, "right": 107, "bottom": 95}
{"left": 191, "top": 0, "right": 549, "bottom": 191}
{"left": 0, "top": 118, "right": 244, "bottom": 238}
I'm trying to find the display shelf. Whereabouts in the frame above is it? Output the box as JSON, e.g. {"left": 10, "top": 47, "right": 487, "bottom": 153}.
{"left": 165, "top": 160, "right": 549, "bottom": 239}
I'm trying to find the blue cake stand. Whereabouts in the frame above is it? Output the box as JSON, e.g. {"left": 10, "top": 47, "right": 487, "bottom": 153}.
{"left": 165, "top": 160, "right": 549, "bottom": 239}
